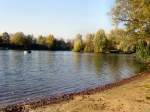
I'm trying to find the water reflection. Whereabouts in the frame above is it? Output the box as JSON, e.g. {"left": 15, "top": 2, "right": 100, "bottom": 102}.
{"left": 71, "top": 53, "right": 146, "bottom": 81}
{"left": 0, "top": 51, "right": 147, "bottom": 106}
{"left": 72, "top": 52, "right": 82, "bottom": 70}
{"left": 92, "top": 53, "right": 104, "bottom": 74}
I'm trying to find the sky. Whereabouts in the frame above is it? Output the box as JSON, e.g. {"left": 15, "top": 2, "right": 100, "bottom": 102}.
{"left": 0, "top": 0, "right": 115, "bottom": 39}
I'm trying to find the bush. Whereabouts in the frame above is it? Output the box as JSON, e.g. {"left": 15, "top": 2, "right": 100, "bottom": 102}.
{"left": 136, "top": 41, "right": 150, "bottom": 63}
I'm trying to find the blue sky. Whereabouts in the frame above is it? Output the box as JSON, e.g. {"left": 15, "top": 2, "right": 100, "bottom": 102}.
{"left": 0, "top": 0, "right": 115, "bottom": 39}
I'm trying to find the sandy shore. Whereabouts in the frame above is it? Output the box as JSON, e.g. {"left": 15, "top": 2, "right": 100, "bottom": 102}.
{"left": 30, "top": 73, "right": 150, "bottom": 112}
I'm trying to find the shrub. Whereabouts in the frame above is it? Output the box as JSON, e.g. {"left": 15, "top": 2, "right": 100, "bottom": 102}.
{"left": 136, "top": 41, "right": 150, "bottom": 63}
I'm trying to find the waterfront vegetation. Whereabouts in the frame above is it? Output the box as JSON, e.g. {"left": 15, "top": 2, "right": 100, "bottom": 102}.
{"left": 0, "top": 0, "right": 149, "bottom": 112}
{"left": 0, "top": 0, "right": 150, "bottom": 63}
{"left": 0, "top": 28, "right": 149, "bottom": 63}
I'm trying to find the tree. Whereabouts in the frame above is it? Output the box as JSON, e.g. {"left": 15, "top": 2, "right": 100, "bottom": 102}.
{"left": 0, "top": 35, "right": 3, "bottom": 44}
{"left": 37, "top": 35, "right": 46, "bottom": 45}
{"left": 45, "top": 34, "right": 55, "bottom": 48}
{"left": 10, "top": 32, "right": 26, "bottom": 46}
{"left": 111, "top": 0, "right": 150, "bottom": 38}
{"left": 84, "top": 33, "right": 94, "bottom": 52}
{"left": 136, "top": 40, "right": 150, "bottom": 62}
{"left": 93, "top": 29, "right": 107, "bottom": 53}
{"left": 109, "top": 29, "right": 137, "bottom": 53}
{"left": 73, "top": 34, "right": 83, "bottom": 52}
{"left": 58, "top": 39, "right": 67, "bottom": 50}
{"left": 108, "top": 29, "right": 124, "bottom": 49}
{"left": 2, "top": 32, "right": 10, "bottom": 44}
{"left": 111, "top": 0, "right": 150, "bottom": 61}
{"left": 52, "top": 38, "right": 68, "bottom": 50}
{"left": 66, "top": 39, "right": 73, "bottom": 50}
{"left": 24, "top": 34, "right": 34, "bottom": 49}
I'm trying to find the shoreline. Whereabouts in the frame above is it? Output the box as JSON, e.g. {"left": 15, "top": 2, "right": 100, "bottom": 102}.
{"left": 2, "top": 71, "right": 150, "bottom": 112}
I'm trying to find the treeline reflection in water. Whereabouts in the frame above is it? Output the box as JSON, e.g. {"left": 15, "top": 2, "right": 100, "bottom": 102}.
{"left": 0, "top": 51, "right": 147, "bottom": 107}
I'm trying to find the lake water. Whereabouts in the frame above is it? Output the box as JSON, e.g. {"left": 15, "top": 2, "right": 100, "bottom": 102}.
{"left": 0, "top": 51, "right": 146, "bottom": 107}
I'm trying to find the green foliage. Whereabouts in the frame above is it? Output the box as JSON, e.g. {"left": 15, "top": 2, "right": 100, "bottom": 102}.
{"left": 2, "top": 32, "right": 10, "bottom": 44}
{"left": 111, "top": 0, "right": 150, "bottom": 62}
{"left": 10, "top": 32, "right": 34, "bottom": 48}
{"left": 93, "top": 29, "right": 107, "bottom": 53}
{"left": 84, "top": 33, "right": 94, "bottom": 52}
{"left": 45, "top": 34, "right": 55, "bottom": 48}
{"left": 117, "top": 37, "right": 133, "bottom": 53}
{"left": 37, "top": 35, "right": 46, "bottom": 45}
{"left": 111, "top": 29, "right": 136, "bottom": 53}
{"left": 53, "top": 38, "right": 69, "bottom": 50}
{"left": 0, "top": 32, "right": 72, "bottom": 50}
{"left": 108, "top": 29, "right": 126, "bottom": 50}
{"left": 10, "top": 32, "right": 26, "bottom": 46}
{"left": 111, "top": 0, "right": 150, "bottom": 37}
{"left": 136, "top": 41, "right": 150, "bottom": 63}
{"left": 73, "top": 34, "right": 83, "bottom": 52}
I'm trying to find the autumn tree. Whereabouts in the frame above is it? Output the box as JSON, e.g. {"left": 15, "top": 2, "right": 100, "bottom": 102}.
{"left": 45, "top": 34, "right": 55, "bottom": 48}
{"left": 93, "top": 29, "right": 107, "bottom": 53}
{"left": 10, "top": 32, "right": 26, "bottom": 46}
{"left": 111, "top": 0, "right": 150, "bottom": 39}
{"left": 37, "top": 35, "right": 46, "bottom": 45}
{"left": 84, "top": 33, "right": 94, "bottom": 52}
{"left": 109, "top": 29, "right": 135, "bottom": 52}
{"left": 73, "top": 34, "right": 83, "bottom": 52}
{"left": 111, "top": 0, "right": 150, "bottom": 60}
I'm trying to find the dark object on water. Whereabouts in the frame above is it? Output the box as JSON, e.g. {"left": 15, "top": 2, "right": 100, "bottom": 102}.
{"left": 24, "top": 50, "right": 32, "bottom": 54}
{"left": 27, "top": 50, "right": 31, "bottom": 53}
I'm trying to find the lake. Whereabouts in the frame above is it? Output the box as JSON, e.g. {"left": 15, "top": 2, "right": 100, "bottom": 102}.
{"left": 0, "top": 51, "right": 147, "bottom": 107}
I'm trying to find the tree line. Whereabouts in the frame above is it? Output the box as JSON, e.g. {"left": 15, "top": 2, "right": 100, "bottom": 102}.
{"left": 0, "top": 27, "right": 149, "bottom": 61}
{"left": 71, "top": 0, "right": 150, "bottom": 63}
{"left": 0, "top": 28, "right": 137, "bottom": 53}
{"left": 0, "top": 28, "right": 144, "bottom": 54}
{"left": 72, "top": 29, "right": 136, "bottom": 54}
{"left": 0, "top": 0, "right": 149, "bottom": 62}
{"left": 0, "top": 32, "right": 71, "bottom": 50}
